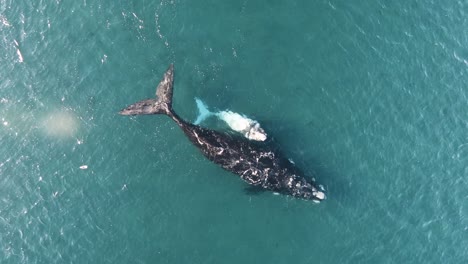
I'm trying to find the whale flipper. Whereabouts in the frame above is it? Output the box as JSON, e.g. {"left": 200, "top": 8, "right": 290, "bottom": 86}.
{"left": 119, "top": 64, "right": 174, "bottom": 116}
{"left": 194, "top": 98, "right": 213, "bottom": 125}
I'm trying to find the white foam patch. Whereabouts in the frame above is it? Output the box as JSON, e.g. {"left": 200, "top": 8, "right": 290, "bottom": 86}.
{"left": 13, "top": 40, "right": 23, "bottom": 63}
{"left": 16, "top": 48, "right": 23, "bottom": 62}
{"left": 0, "top": 15, "right": 10, "bottom": 26}
{"left": 41, "top": 110, "right": 79, "bottom": 138}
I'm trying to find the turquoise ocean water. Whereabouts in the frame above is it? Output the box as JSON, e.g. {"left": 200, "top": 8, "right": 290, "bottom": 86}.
{"left": 1, "top": 0, "right": 467, "bottom": 263}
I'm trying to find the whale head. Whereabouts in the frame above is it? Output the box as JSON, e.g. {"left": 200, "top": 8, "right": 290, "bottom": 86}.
{"left": 284, "top": 176, "right": 326, "bottom": 202}
{"left": 245, "top": 123, "right": 267, "bottom": 141}
{"left": 298, "top": 184, "right": 326, "bottom": 202}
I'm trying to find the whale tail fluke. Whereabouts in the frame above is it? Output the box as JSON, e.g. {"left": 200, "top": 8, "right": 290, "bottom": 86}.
{"left": 119, "top": 64, "right": 174, "bottom": 116}
{"left": 194, "top": 98, "right": 214, "bottom": 125}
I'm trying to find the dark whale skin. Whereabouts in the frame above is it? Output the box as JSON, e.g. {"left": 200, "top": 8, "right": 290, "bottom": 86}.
{"left": 119, "top": 65, "right": 325, "bottom": 202}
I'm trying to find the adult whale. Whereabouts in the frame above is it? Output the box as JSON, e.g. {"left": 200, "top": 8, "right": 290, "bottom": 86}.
{"left": 119, "top": 64, "right": 325, "bottom": 202}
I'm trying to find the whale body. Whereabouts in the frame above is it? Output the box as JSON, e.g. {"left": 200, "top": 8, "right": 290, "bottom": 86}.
{"left": 119, "top": 64, "right": 325, "bottom": 202}
{"left": 194, "top": 98, "right": 268, "bottom": 141}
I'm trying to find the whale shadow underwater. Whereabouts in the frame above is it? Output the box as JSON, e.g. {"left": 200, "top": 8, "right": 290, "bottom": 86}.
{"left": 119, "top": 64, "right": 326, "bottom": 202}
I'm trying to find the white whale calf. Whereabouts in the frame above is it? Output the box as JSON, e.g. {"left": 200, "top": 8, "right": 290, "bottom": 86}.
{"left": 194, "top": 98, "right": 267, "bottom": 141}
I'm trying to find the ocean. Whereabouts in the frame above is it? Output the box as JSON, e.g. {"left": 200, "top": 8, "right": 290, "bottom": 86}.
{"left": 1, "top": 0, "right": 467, "bottom": 263}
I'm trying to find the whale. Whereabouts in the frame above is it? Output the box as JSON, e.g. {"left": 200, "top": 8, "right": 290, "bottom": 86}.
{"left": 194, "top": 97, "right": 268, "bottom": 141}
{"left": 119, "top": 64, "right": 325, "bottom": 202}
